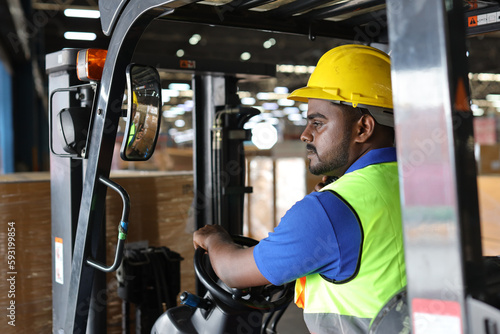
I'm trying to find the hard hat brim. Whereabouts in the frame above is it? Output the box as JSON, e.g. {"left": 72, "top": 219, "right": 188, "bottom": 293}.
{"left": 287, "top": 86, "right": 338, "bottom": 103}
{"left": 288, "top": 86, "right": 393, "bottom": 110}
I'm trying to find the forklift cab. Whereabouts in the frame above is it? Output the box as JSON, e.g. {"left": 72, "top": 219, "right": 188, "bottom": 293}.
{"left": 46, "top": 0, "right": 500, "bottom": 333}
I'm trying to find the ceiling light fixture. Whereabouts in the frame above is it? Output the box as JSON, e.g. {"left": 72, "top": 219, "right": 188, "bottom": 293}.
{"left": 263, "top": 38, "right": 276, "bottom": 49}
{"left": 274, "top": 86, "right": 288, "bottom": 94}
{"left": 278, "top": 98, "right": 295, "bottom": 107}
{"left": 169, "top": 83, "right": 190, "bottom": 91}
{"left": 189, "top": 34, "right": 201, "bottom": 45}
{"left": 262, "top": 102, "right": 278, "bottom": 110}
{"left": 64, "top": 8, "right": 100, "bottom": 19}
{"left": 64, "top": 32, "right": 97, "bottom": 41}
{"left": 472, "top": 73, "right": 500, "bottom": 82}
{"left": 175, "top": 119, "right": 186, "bottom": 128}
{"left": 240, "top": 52, "right": 251, "bottom": 61}
{"left": 162, "top": 89, "right": 180, "bottom": 100}
{"left": 241, "top": 97, "right": 256, "bottom": 105}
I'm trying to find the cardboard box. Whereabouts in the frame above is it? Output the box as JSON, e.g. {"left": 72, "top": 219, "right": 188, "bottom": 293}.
{"left": 0, "top": 171, "right": 194, "bottom": 334}
{"left": 478, "top": 144, "right": 500, "bottom": 174}
{"left": 0, "top": 173, "right": 52, "bottom": 334}
{"left": 477, "top": 175, "right": 500, "bottom": 256}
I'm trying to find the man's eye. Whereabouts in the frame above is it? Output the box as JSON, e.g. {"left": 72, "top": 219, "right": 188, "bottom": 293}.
{"left": 313, "top": 121, "right": 322, "bottom": 127}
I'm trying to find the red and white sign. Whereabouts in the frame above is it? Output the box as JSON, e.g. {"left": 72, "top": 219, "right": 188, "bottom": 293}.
{"left": 412, "top": 298, "right": 462, "bottom": 334}
{"left": 55, "top": 237, "right": 63, "bottom": 285}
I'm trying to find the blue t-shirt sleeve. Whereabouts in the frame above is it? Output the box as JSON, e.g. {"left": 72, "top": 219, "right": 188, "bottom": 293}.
{"left": 253, "top": 191, "right": 362, "bottom": 286}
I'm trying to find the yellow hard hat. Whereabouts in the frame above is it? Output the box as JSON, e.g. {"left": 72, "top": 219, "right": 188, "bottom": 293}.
{"left": 132, "top": 91, "right": 138, "bottom": 105}
{"left": 288, "top": 44, "right": 392, "bottom": 110}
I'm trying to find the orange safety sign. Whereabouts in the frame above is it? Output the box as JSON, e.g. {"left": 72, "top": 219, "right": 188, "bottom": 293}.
{"left": 468, "top": 16, "right": 478, "bottom": 27}
{"left": 180, "top": 60, "right": 196, "bottom": 69}
{"left": 468, "top": 12, "right": 500, "bottom": 27}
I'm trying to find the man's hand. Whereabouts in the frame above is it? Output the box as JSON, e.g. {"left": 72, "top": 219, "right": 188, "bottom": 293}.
{"left": 193, "top": 224, "right": 233, "bottom": 251}
{"left": 192, "top": 225, "right": 271, "bottom": 289}
{"left": 314, "top": 175, "right": 338, "bottom": 191}
{"left": 314, "top": 176, "right": 329, "bottom": 191}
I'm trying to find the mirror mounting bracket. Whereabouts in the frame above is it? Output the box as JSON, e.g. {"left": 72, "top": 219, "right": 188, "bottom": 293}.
{"left": 48, "top": 82, "right": 98, "bottom": 159}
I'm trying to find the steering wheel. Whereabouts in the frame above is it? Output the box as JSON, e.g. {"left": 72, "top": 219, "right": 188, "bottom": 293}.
{"left": 194, "top": 235, "right": 294, "bottom": 312}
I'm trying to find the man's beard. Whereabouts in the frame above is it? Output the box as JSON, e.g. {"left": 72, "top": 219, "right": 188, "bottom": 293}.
{"left": 306, "top": 136, "right": 350, "bottom": 176}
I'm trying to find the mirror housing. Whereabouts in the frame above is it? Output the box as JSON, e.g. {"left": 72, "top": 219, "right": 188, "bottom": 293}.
{"left": 57, "top": 106, "right": 91, "bottom": 155}
{"left": 120, "top": 64, "right": 162, "bottom": 161}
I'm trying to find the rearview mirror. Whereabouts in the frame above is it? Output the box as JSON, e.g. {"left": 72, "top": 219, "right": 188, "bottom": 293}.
{"left": 120, "top": 64, "right": 161, "bottom": 161}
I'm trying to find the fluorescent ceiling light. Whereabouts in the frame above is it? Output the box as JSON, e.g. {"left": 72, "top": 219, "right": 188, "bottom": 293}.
{"left": 471, "top": 73, "right": 500, "bottom": 82}
{"left": 241, "top": 97, "right": 256, "bottom": 105}
{"left": 240, "top": 52, "right": 251, "bottom": 61}
{"left": 237, "top": 91, "right": 252, "bottom": 98}
{"left": 486, "top": 94, "right": 500, "bottom": 102}
{"left": 256, "top": 92, "right": 271, "bottom": 100}
{"left": 274, "top": 86, "right": 288, "bottom": 94}
{"left": 64, "top": 31, "right": 96, "bottom": 41}
{"left": 288, "top": 113, "right": 303, "bottom": 122}
{"left": 163, "top": 110, "right": 178, "bottom": 118}
{"left": 170, "top": 106, "right": 186, "bottom": 115}
{"left": 174, "top": 119, "right": 186, "bottom": 128}
{"left": 298, "top": 104, "right": 308, "bottom": 111}
{"left": 162, "top": 89, "right": 180, "bottom": 99}
{"left": 262, "top": 102, "right": 278, "bottom": 110}
{"left": 189, "top": 34, "right": 201, "bottom": 45}
{"left": 256, "top": 92, "right": 288, "bottom": 100}
{"left": 276, "top": 64, "right": 316, "bottom": 74}
{"left": 278, "top": 98, "right": 295, "bottom": 107}
{"left": 64, "top": 9, "right": 100, "bottom": 19}
{"left": 263, "top": 38, "right": 276, "bottom": 49}
{"left": 168, "top": 83, "right": 190, "bottom": 91}
{"left": 283, "top": 107, "right": 300, "bottom": 114}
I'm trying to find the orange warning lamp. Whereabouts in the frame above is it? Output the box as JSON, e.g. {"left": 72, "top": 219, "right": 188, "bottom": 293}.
{"left": 76, "top": 48, "right": 107, "bottom": 81}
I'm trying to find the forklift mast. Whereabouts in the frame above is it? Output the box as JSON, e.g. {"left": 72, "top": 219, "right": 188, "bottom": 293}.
{"left": 46, "top": 0, "right": 500, "bottom": 333}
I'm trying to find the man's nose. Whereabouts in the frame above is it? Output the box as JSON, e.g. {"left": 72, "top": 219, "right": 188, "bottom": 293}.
{"left": 300, "top": 126, "right": 312, "bottom": 143}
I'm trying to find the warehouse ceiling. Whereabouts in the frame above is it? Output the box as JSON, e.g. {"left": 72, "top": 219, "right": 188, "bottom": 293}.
{"left": 2, "top": 1, "right": 500, "bottom": 111}
{"left": 0, "top": 1, "right": 499, "bottom": 71}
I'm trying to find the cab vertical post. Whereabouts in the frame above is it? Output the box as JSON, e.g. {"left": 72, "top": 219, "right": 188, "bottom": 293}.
{"left": 46, "top": 49, "right": 83, "bottom": 334}
{"left": 60, "top": 2, "right": 176, "bottom": 332}
{"left": 192, "top": 74, "right": 222, "bottom": 231}
{"left": 192, "top": 74, "right": 248, "bottom": 237}
{"left": 387, "top": 0, "right": 484, "bottom": 332}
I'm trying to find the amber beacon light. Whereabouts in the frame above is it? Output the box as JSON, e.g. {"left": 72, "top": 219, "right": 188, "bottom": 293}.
{"left": 76, "top": 48, "right": 108, "bottom": 81}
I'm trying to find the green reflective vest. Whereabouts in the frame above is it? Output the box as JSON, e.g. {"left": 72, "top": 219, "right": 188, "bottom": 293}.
{"left": 295, "top": 161, "right": 406, "bottom": 333}
{"left": 127, "top": 122, "right": 136, "bottom": 146}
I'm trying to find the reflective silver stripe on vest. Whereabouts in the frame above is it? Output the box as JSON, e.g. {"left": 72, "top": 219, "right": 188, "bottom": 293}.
{"left": 304, "top": 313, "right": 370, "bottom": 334}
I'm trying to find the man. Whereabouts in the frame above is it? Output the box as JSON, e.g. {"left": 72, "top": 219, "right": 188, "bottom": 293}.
{"left": 193, "top": 44, "right": 406, "bottom": 334}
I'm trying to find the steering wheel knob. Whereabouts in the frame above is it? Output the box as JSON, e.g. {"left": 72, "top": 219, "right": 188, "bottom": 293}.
{"left": 180, "top": 291, "right": 212, "bottom": 310}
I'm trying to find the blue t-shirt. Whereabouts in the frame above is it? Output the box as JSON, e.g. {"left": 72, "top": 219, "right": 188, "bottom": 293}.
{"left": 253, "top": 147, "right": 397, "bottom": 286}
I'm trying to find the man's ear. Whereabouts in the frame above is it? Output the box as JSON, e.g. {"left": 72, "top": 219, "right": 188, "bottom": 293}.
{"left": 354, "top": 114, "right": 376, "bottom": 143}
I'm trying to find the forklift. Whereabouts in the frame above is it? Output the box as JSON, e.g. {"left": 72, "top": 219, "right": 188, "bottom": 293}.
{"left": 46, "top": 0, "right": 500, "bottom": 333}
